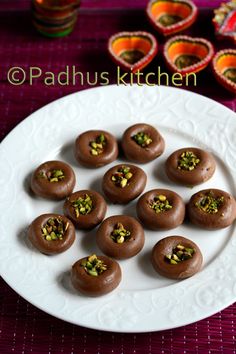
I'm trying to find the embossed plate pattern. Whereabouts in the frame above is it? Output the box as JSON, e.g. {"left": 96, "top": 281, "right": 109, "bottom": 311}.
{"left": 0, "top": 85, "right": 236, "bottom": 333}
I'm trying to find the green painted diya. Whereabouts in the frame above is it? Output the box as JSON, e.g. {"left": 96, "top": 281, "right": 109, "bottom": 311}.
{"left": 213, "top": 49, "right": 236, "bottom": 94}
{"left": 146, "top": 0, "right": 198, "bottom": 36}
{"left": 33, "top": 17, "right": 77, "bottom": 37}
{"left": 32, "top": 0, "right": 80, "bottom": 38}
{"left": 163, "top": 35, "right": 214, "bottom": 76}
{"left": 108, "top": 31, "right": 158, "bottom": 73}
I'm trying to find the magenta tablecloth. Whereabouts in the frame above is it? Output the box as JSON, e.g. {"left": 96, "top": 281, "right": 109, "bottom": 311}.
{"left": 0, "top": 0, "right": 225, "bottom": 10}
{"left": 1, "top": 1, "right": 236, "bottom": 353}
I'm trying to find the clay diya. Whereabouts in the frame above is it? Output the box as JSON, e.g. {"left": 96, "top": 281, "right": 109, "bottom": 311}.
{"left": 163, "top": 35, "right": 214, "bottom": 76}
{"left": 213, "top": 49, "right": 236, "bottom": 94}
{"left": 32, "top": 0, "right": 80, "bottom": 38}
{"left": 108, "top": 31, "right": 158, "bottom": 73}
{"left": 213, "top": 0, "right": 236, "bottom": 44}
{"left": 33, "top": 0, "right": 81, "bottom": 11}
{"left": 146, "top": 0, "right": 198, "bottom": 36}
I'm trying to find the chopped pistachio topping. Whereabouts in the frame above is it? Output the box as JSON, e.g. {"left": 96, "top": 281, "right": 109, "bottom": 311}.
{"left": 110, "top": 223, "right": 131, "bottom": 244}
{"left": 111, "top": 166, "right": 133, "bottom": 188}
{"left": 42, "top": 217, "right": 68, "bottom": 241}
{"left": 149, "top": 195, "right": 173, "bottom": 213}
{"left": 195, "top": 192, "right": 224, "bottom": 214}
{"left": 38, "top": 169, "right": 65, "bottom": 182}
{"left": 178, "top": 151, "right": 200, "bottom": 171}
{"left": 165, "top": 244, "right": 195, "bottom": 265}
{"left": 132, "top": 131, "right": 152, "bottom": 147}
{"left": 89, "top": 134, "right": 106, "bottom": 156}
{"left": 80, "top": 254, "right": 107, "bottom": 276}
{"left": 72, "top": 194, "right": 93, "bottom": 218}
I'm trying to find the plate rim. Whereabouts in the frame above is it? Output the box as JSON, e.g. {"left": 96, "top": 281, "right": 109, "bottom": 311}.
{"left": 1, "top": 84, "right": 236, "bottom": 333}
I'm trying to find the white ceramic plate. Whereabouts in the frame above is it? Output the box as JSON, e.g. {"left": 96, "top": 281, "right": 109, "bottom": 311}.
{"left": 0, "top": 85, "right": 236, "bottom": 333}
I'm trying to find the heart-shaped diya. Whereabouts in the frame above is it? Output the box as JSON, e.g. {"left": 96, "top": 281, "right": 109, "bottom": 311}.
{"left": 108, "top": 31, "right": 158, "bottom": 73}
{"left": 213, "top": 49, "right": 236, "bottom": 94}
{"left": 163, "top": 35, "right": 214, "bottom": 76}
{"left": 146, "top": 0, "right": 198, "bottom": 36}
{"left": 213, "top": 1, "right": 236, "bottom": 44}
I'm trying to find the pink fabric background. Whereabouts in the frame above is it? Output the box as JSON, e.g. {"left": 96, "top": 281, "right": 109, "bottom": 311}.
{"left": 0, "top": 0, "right": 225, "bottom": 10}
{"left": 0, "top": 1, "right": 236, "bottom": 353}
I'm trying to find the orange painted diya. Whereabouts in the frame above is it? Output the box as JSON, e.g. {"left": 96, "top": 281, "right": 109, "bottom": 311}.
{"left": 146, "top": 0, "right": 197, "bottom": 36}
{"left": 108, "top": 31, "right": 158, "bottom": 73}
{"left": 213, "top": 1, "right": 236, "bottom": 44}
{"left": 163, "top": 35, "right": 214, "bottom": 76}
{"left": 213, "top": 49, "right": 236, "bottom": 94}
